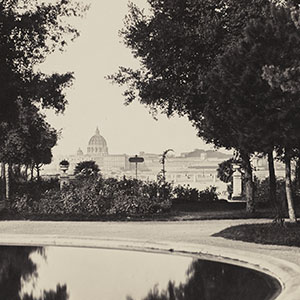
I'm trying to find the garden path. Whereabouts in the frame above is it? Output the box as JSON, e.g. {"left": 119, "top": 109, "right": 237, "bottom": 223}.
{"left": 0, "top": 219, "right": 299, "bottom": 299}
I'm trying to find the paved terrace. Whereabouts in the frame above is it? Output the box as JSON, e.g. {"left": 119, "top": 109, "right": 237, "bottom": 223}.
{"left": 0, "top": 219, "right": 299, "bottom": 299}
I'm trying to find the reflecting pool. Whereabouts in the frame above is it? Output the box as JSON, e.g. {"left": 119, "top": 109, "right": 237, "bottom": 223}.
{"left": 0, "top": 246, "right": 280, "bottom": 300}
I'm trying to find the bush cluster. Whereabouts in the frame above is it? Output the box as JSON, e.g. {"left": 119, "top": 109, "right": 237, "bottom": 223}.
{"left": 173, "top": 185, "right": 218, "bottom": 202}
{"left": 254, "top": 177, "right": 300, "bottom": 206}
{"left": 10, "top": 175, "right": 220, "bottom": 217}
{"left": 254, "top": 177, "right": 286, "bottom": 204}
{"left": 11, "top": 177, "right": 173, "bottom": 216}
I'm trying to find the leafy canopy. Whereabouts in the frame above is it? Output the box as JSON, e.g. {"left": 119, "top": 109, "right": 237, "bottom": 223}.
{"left": 74, "top": 160, "right": 101, "bottom": 179}
{"left": 0, "top": 0, "right": 88, "bottom": 165}
{"left": 109, "top": 0, "right": 271, "bottom": 121}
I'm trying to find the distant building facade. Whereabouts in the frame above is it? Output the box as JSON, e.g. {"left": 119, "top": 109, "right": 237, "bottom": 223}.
{"left": 43, "top": 127, "right": 237, "bottom": 194}
{"left": 44, "top": 127, "right": 130, "bottom": 177}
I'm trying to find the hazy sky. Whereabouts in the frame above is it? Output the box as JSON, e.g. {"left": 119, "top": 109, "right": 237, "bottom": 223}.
{"left": 41, "top": 0, "right": 226, "bottom": 156}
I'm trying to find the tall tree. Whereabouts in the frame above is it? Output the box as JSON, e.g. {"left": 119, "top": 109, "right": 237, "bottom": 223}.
{"left": 110, "top": 0, "right": 271, "bottom": 114}
{"left": 0, "top": 0, "right": 87, "bottom": 204}
{"left": 199, "top": 4, "right": 300, "bottom": 220}
{"left": 262, "top": 3, "right": 300, "bottom": 93}
{"left": 262, "top": 3, "right": 300, "bottom": 222}
{"left": 0, "top": 0, "right": 87, "bottom": 115}
{"left": 259, "top": 4, "right": 300, "bottom": 222}
{"left": 0, "top": 103, "right": 58, "bottom": 201}
{"left": 109, "top": 0, "right": 272, "bottom": 211}
{"left": 74, "top": 160, "right": 101, "bottom": 179}
{"left": 22, "top": 107, "right": 58, "bottom": 180}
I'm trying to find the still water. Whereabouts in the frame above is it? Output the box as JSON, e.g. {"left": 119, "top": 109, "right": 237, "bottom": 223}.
{"left": 0, "top": 245, "right": 280, "bottom": 300}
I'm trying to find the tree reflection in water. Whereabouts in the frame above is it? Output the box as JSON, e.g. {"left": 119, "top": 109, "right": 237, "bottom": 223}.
{"left": 0, "top": 246, "right": 68, "bottom": 300}
{"left": 127, "top": 259, "right": 278, "bottom": 300}
{"left": 22, "top": 284, "right": 68, "bottom": 300}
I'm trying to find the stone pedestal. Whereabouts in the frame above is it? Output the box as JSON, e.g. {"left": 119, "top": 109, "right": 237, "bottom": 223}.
{"left": 232, "top": 164, "right": 243, "bottom": 200}
{"left": 59, "top": 161, "right": 70, "bottom": 190}
{"left": 60, "top": 174, "right": 70, "bottom": 189}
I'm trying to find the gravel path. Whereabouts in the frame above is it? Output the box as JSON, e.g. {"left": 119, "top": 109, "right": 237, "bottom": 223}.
{"left": 0, "top": 219, "right": 300, "bottom": 300}
{"left": 0, "top": 219, "right": 299, "bottom": 299}
{"left": 0, "top": 219, "right": 298, "bottom": 264}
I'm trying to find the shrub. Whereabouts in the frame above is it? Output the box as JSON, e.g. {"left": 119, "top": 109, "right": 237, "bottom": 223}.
{"left": 11, "top": 178, "right": 59, "bottom": 199}
{"left": 217, "top": 158, "right": 234, "bottom": 183}
{"left": 11, "top": 178, "right": 60, "bottom": 213}
{"left": 11, "top": 176, "right": 172, "bottom": 216}
{"left": 108, "top": 192, "right": 171, "bottom": 215}
{"left": 106, "top": 177, "right": 172, "bottom": 215}
{"left": 173, "top": 185, "right": 218, "bottom": 202}
{"left": 173, "top": 185, "right": 199, "bottom": 201}
{"left": 141, "top": 179, "right": 173, "bottom": 202}
{"left": 74, "top": 160, "right": 101, "bottom": 179}
{"left": 199, "top": 186, "right": 219, "bottom": 202}
{"left": 254, "top": 177, "right": 286, "bottom": 204}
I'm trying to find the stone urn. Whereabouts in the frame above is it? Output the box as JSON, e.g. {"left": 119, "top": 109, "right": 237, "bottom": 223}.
{"left": 59, "top": 160, "right": 70, "bottom": 174}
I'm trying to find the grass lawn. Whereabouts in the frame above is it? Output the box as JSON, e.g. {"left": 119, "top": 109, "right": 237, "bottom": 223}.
{"left": 213, "top": 222, "right": 300, "bottom": 247}
{"left": 170, "top": 200, "right": 298, "bottom": 221}
{"left": 1, "top": 200, "right": 298, "bottom": 222}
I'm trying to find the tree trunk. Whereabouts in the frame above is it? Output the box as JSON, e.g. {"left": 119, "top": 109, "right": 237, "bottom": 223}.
{"left": 14, "top": 164, "right": 21, "bottom": 179}
{"left": 285, "top": 151, "right": 297, "bottom": 223}
{"left": 30, "top": 164, "right": 34, "bottom": 181}
{"left": 36, "top": 164, "right": 41, "bottom": 180}
{"left": 24, "top": 165, "right": 28, "bottom": 181}
{"left": 268, "top": 151, "right": 277, "bottom": 203}
{"left": 295, "top": 157, "right": 300, "bottom": 190}
{"left": 0, "top": 163, "right": 4, "bottom": 200}
{"left": 4, "top": 164, "right": 10, "bottom": 207}
{"left": 241, "top": 153, "right": 255, "bottom": 213}
{"left": 267, "top": 151, "right": 283, "bottom": 221}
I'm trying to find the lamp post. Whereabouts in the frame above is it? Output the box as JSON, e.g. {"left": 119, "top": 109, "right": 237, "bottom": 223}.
{"left": 160, "top": 149, "right": 174, "bottom": 182}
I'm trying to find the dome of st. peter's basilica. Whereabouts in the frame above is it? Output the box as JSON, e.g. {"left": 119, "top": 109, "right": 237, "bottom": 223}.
{"left": 87, "top": 127, "right": 108, "bottom": 155}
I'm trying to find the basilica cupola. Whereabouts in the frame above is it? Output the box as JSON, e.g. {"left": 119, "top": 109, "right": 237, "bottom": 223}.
{"left": 87, "top": 127, "right": 108, "bottom": 156}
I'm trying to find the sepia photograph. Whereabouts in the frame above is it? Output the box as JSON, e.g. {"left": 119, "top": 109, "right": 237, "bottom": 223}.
{"left": 0, "top": 0, "right": 299, "bottom": 299}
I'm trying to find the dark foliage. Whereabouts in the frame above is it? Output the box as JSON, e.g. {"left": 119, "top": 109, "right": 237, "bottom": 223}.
{"left": 11, "top": 177, "right": 173, "bottom": 216}
{"left": 254, "top": 177, "right": 286, "bottom": 204}
{"left": 110, "top": 0, "right": 271, "bottom": 118}
{"left": 74, "top": 160, "right": 101, "bottom": 179}
{"left": 214, "top": 222, "right": 300, "bottom": 247}
{"left": 173, "top": 185, "right": 218, "bottom": 202}
{"left": 217, "top": 159, "right": 234, "bottom": 184}
{"left": 129, "top": 258, "right": 279, "bottom": 300}
{"left": 0, "top": 246, "right": 69, "bottom": 300}
{"left": 109, "top": 0, "right": 274, "bottom": 214}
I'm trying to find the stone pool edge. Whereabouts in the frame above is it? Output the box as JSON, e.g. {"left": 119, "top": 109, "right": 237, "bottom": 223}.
{"left": 0, "top": 234, "right": 299, "bottom": 300}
